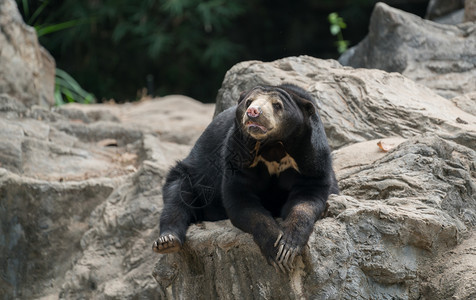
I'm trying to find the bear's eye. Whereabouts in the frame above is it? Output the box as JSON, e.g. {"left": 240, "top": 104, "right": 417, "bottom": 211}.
{"left": 273, "top": 102, "right": 283, "bottom": 110}
{"left": 245, "top": 99, "right": 253, "bottom": 107}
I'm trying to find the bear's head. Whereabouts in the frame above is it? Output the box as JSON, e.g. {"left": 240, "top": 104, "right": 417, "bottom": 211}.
{"left": 236, "top": 84, "right": 317, "bottom": 142}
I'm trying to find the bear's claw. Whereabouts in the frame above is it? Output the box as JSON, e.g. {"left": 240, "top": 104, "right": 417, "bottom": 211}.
{"left": 272, "top": 232, "right": 300, "bottom": 273}
{"left": 276, "top": 243, "right": 300, "bottom": 272}
{"left": 152, "top": 234, "right": 182, "bottom": 254}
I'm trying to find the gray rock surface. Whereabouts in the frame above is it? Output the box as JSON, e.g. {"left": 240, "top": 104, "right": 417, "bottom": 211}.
{"left": 0, "top": 0, "right": 55, "bottom": 108}
{"left": 451, "top": 92, "right": 476, "bottom": 116}
{"left": 1, "top": 2, "right": 475, "bottom": 299}
{"left": 422, "top": 233, "right": 476, "bottom": 299}
{"left": 62, "top": 95, "right": 214, "bottom": 145}
{"left": 154, "top": 134, "right": 476, "bottom": 300}
{"left": 465, "top": 0, "right": 476, "bottom": 22}
{"left": 425, "top": 0, "right": 464, "bottom": 20}
{"left": 1, "top": 70, "right": 475, "bottom": 300}
{"left": 214, "top": 56, "right": 476, "bottom": 150}
{"left": 433, "top": 9, "right": 464, "bottom": 25}
{"left": 339, "top": 2, "right": 476, "bottom": 99}
{"left": 0, "top": 96, "right": 212, "bottom": 299}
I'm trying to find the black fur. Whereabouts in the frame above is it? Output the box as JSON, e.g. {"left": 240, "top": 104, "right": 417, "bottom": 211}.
{"left": 157, "top": 84, "right": 338, "bottom": 268}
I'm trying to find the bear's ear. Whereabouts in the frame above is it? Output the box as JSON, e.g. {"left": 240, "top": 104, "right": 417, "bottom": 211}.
{"left": 296, "top": 97, "right": 316, "bottom": 117}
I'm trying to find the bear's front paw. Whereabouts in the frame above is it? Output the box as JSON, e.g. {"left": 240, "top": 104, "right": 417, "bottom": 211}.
{"left": 271, "top": 232, "right": 302, "bottom": 273}
{"left": 152, "top": 233, "right": 182, "bottom": 254}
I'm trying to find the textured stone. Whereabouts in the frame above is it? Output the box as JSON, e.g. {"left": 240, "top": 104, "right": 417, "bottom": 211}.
{"left": 153, "top": 135, "right": 476, "bottom": 300}
{"left": 421, "top": 234, "right": 476, "bottom": 300}
{"left": 1, "top": 85, "right": 475, "bottom": 299}
{"left": 60, "top": 96, "right": 214, "bottom": 145}
{"left": 1, "top": 1, "right": 475, "bottom": 298}
{"left": 0, "top": 94, "right": 211, "bottom": 299}
{"left": 339, "top": 2, "right": 476, "bottom": 99}
{"left": 465, "top": 0, "right": 476, "bottom": 22}
{"left": 451, "top": 92, "right": 476, "bottom": 116}
{"left": 425, "top": 0, "right": 464, "bottom": 20}
{"left": 0, "top": 0, "right": 55, "bottom": 108}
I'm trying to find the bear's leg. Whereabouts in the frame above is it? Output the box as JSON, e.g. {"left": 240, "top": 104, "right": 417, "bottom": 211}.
{"left": 223, "top": 178, "right": 286, "bottom": 270}
{"left": 153, "top": 173, "right": 195, "bottom": 254}
{"left": 277, "top": 183, "right": 329, "bottom": 270}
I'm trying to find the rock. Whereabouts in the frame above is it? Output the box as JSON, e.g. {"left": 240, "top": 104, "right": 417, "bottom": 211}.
{"left": 0, "top": 0, "right": 55, "bottom": 108}
{"left": 214, "top": 56, "right": 476, "bottom": 150}
{"left": 0, "top": 90, "right": 214, "bottom": 298}
{"left": 1, "top": 75, "right": 475, "bottom": 300}
{"left": 58, "top": 161, "right": 168, "bottom": 300}
{"left": 339, "top": 2, "right": 476, "bottom": 99}
{"left": 331, "top": 137, "right": 406, "bottom": 178}
{"left": 465, "top": 0, "right": 476, "bottom": 22}
{"left": 422, "top": 234, "right": 476, "bottom": 300}
{"left": 60, "top": 95, "right": 214, "bottom": 145}
{"left": 450, "top": 92, "right": 476, "bottom": 116}
{"left": 425, "top": 0, "right": 464, "bottom": 20}
{"left": 0, "top": 170, "right": 119, "bottom": 299}
{"left": 1, "top": 1, "right": 475, "bottom": 298}
{"left": 153, "top": 135, "right": 476, "bottom": 299}
{"left": 433, "top": 9, "right": 464, "bottom": 25}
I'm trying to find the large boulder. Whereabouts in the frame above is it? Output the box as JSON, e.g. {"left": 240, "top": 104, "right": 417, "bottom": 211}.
{"left": 214, "top": 56, "right": 476, "bottom": 150}
{"left": 153, "top": 134, "right": 476, "bottom": 299}
{"left": 61, "top": 95, "right": 215, "bottom": 145}
{"left": 0, "top": 95, "right": 213, "bottom": 299}
{"left": 1, "top": 1, "right": 475, "bottom": 299}
{"left": 0, "top": 0, "right": 55, "bottom": 108}
{"left": 339, "top": 2, "right": 476, "bottom": 99}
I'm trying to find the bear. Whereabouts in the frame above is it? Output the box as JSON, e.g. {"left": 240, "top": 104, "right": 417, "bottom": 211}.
{"left": 153, "top": 84, "right": 339, "bottom": 272}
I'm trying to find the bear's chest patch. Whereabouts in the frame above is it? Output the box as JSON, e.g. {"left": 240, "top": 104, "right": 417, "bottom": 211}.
{"left": 250, "top": 143, "right": 300, "bottom": 176}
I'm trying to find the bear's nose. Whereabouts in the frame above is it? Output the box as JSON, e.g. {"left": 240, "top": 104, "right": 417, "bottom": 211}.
{"left": 246, "top": 106, "right": 261, "bottom": 118}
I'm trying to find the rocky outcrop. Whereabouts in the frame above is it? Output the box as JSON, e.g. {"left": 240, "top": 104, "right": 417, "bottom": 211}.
{"left": 339, "top": 2, "right": 476, "bottom": 99}
{"left": 1, "top": 2, "right": 475, "bottom": 299}
{"left": 0, "top": 96, "right": 213, "bottom": 299}
{"left": 2, "top": 88, "right": 475, "bottom": 299}
{"left": 154, "top": 134, "right": 476, "bottom": 300}
{"left": 214, "top": 56, "right": 475, "bottom": 150}
{"left": 0, "top": 0, "right": 55, "bottom": 108}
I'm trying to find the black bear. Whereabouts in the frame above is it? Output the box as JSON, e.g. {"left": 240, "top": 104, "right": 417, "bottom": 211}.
{"left": 153, "top": 84, "right": 338, "bottom": 272}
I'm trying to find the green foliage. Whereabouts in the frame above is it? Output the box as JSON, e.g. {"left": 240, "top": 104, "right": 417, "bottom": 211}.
{"left": 35, "top": 19, "right": 85, "bottom": 38}
{"left": 328, "top": 12, "right": 350, "bottom": 54}
{"left": 18, "top": 0, "right": 248, "bottom": 102}
{"left": 14, "top": 1, "right": 382, "bottom": 102}
{"left": 54, "top": 68, "right": 95, "bottom": 105}
{"left": 17, "top": 0, "right": 95, "bottom": 105}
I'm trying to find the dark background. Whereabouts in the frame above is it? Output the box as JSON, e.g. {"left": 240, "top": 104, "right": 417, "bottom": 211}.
{"left": 17, "top": 0, "right": 429, "bottom": 103}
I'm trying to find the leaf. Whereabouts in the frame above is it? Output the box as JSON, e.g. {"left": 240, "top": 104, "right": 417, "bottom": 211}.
{"left": 328, "top": 12, "right": 337, "bottom": 23}
{"left": 377, "top": 141, "right": 394, "bottom": 152}
{"left": 337, "top": 19, "right": 347, "bottom": 29}
{"left": 54, "top": 86, "right": 64, "bottom": 106}
{"left": 337, "top": 40, "right": 349, "bottom": 54}
{"left": 28, "top": 0, "right": 50, "bottom": 25}
{"left": 161, "top": 0, "right": 191, "bottom": 16}
{"left": 146, "top": 33, "right": 172, "bottom": 59}
{"left": 36, "top": 19, "right": 85, "bottom": 37}
{"left": 330, "top": 24, "right": 340, "bottom": 36}
{"left": 21, "top": 0, "right": 29, "bottom": 18}
{"left": 202, "top": 38, "right": 239, "bottom": 68}
{"left": 112, "top": 22, "right": 131, "bottom": 43}
{"left": 54, "top": 68, "right": 95, "bottom": 105}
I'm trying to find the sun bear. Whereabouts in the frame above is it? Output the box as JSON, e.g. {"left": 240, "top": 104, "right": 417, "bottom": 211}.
{"left": 153, "top": 84, "right": 338, "bottom": 272}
